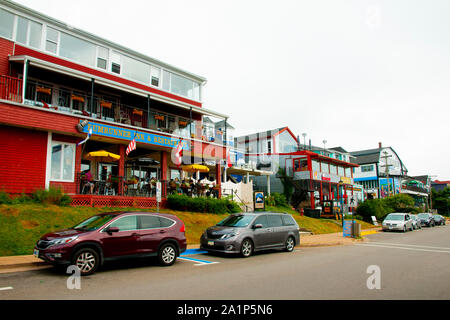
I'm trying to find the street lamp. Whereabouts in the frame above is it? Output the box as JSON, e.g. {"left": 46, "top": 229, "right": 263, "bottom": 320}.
{"left": 302, "top": 133, "right": 307, "bottom": 150}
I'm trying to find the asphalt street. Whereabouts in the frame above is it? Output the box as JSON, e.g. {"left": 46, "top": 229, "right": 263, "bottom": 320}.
{"left": 1, "top": 225, "right": 449, "bottom": 300}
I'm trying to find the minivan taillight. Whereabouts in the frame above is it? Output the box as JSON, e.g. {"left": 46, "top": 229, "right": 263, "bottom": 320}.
{"left": 179, "top": 224, "right": 185, "bottom": 233}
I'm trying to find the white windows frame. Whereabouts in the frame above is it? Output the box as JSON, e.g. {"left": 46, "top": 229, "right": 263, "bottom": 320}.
{"left": 45, "top": 25, "right": 60, "bottom": 55}
{"left": 50, "top": 141, "right": 76, "bottom": 182}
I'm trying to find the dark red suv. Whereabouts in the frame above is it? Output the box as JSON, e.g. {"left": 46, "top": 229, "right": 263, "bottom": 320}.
{"left": 34, "top": 211, "right": 186, "bottom": 276}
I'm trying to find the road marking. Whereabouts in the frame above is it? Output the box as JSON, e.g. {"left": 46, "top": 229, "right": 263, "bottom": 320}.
{"left": 357, "top": 243, "right": 450, "bottom": 254}
{"left": 0, "top": 287, "right": 13, "bottom": 291}
{"left": 367, "top": 242, "right": 450, "bottom": 251}
{"left": 181, "top": 249, "right": 209, "bottom": 256}
{"left": 361, "top": 230, "right": 378, "bottom": 236}
{"left": 178, "top": 256, "right": 219, "bottom": 266}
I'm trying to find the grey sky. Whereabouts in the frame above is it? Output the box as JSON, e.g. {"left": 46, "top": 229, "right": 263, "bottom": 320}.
{"left": 13, "top": 0, "right": 450, "bottom": 179}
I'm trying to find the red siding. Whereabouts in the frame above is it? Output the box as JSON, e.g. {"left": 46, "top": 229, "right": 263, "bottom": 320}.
{"left": 0, "top": 102, "right": 80, "bottom": 134}
{"left": 0, "top": 125, "right": 47, "bottom": 194}
{"left": 0, "top": 38, "right": 14, "bottom": 76}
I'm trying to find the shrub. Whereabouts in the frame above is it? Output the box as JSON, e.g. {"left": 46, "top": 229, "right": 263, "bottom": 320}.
{"left": 0, "top": 191, "right": 12, "bottom": 204}
{"left": 383, "top": 194, "right": 415, "bottom": 213}
{"left": 356, "top": 199, "right": 392, "bottom": 222}
{"left": 167, "top": 194, "right": 242, "bottom": 214}
{"left": 266, "top": 193, "right": 289, "bottom": 208}
{"left": 31, "top": 187, "right": 72, "bottom": 206}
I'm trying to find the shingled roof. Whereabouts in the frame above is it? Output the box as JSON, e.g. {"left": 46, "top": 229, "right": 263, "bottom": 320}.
{"left": 349, "top": 148, "right": 381, "bottom": 165}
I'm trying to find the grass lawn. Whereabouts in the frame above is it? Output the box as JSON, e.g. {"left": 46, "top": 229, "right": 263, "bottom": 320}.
{"left": 0, "top": 204, "right": 378, "bottom": 257}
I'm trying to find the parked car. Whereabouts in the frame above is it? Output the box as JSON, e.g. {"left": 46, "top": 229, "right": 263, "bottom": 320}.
{"left": 34, "top": 211, "right": 186, "bottom": 275}
{"left": 417, "top": 213, "right": 435, "bottom": 227}
{"left": 200, "top": 212, "right": 300, "bottom": 257}
{"left": 410, "top": 214, "right": 422, "bottom": 230}
{"left": 433, "top": 215, "right": 446, "bottom": 226}
{"left": 382, "top": 213, "right": 414, "bottom": 232}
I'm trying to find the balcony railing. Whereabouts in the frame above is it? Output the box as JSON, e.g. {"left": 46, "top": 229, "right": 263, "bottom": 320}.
{"left": 1, "top": 76, "right": 232, "bottom": 144}
{"left": 0, "top": 75, "right": 22, "bottom": 103}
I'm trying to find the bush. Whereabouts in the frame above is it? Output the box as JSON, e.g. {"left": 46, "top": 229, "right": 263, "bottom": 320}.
{"left": 383, "top": 194, "right": 415, "bottom": 213}
{"left": 167, "top": 194, "right": 242, "bottom": 214}
{"left": 356, "top": 199, "right": 392, "bottom": 222}
{"left": 0, "top": 191, "right": 12, "bottom": 204}
{"left": 31, "top": 188, "right": 72, "bottom": 206}
{"left": 266, "top": 193, "right": 289, "bottom": 208}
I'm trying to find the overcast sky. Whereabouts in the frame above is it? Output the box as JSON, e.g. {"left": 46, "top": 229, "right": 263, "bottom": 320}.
{"left": 14, "top": 0, "right": 450, "bottom": 179}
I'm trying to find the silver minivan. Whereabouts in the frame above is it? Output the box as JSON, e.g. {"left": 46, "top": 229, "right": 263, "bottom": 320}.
{"left": 200, "top": 212, "right": 300, "bottom": 257}
{"left": 382, "top": 213, "right": 414, "bottom": 232}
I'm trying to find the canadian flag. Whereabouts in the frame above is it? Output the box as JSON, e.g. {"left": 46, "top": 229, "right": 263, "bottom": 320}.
{"left": 174, "top": 139, "right": 183, "bottom": 167}
{"left": 226, "top": 148, "right": 233, "bottom": 168}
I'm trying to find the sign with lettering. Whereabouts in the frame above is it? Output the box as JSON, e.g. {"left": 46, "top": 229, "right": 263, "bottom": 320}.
{"left": 81, "top": 121, "right": 190, "bottom": 151}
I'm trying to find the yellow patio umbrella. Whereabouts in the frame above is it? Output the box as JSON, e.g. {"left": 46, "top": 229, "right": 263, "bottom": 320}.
{"left": 84, "top": 150, "right": 121, "bottom": 162}
{"left": 181, "top": 164, "right": 210, "bottom": 173}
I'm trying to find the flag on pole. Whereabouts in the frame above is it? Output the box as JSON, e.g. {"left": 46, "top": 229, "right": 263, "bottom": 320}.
{"left": 226, "top": 148, "right": 233, "bottom": 168}
{"left": 126, "top": 132, "right": 137, "bottom": 156}
{"left": 77, "top": 127, "right": 92, "bottom": 146}
{"left": 174, "top": 139, "right": 183, "bottom": 166}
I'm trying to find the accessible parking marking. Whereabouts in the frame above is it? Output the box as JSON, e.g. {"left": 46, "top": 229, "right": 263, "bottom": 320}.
{"left": 179, "top": 248, "right": 219, "bottom": 266}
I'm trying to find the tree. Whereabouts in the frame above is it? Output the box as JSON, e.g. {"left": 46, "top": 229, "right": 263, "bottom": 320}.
{"left": 432, "top": 187, "right": 450, "bottom": 216}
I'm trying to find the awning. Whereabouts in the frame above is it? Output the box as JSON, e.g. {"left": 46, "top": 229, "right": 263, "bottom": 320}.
{"left": 182, "top": 164, "right": 210, "bottom": 173}
{"left": 84, "top": 150, "right": 120, "bottom": 162}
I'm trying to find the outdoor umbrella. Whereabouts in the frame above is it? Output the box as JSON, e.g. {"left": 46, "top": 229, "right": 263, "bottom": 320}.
{"left": 84, "top": 150, "right": 120, "bottom": 162}
{"left": 181, "top": 164, "right": 210, "bottom": 173}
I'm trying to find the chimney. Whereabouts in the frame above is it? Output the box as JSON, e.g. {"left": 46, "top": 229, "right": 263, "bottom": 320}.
{"left": 378, "top": 142, "right": 382, "bottom": 149}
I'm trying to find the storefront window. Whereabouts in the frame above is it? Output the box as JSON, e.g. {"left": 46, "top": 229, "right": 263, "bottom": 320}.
{"left": 51, "top": 142, "right": 75, "bottom": 181}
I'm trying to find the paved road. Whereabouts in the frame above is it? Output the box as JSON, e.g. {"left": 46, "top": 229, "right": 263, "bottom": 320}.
{"left": 1, "top": 225, "right": 449, "bottom": 300}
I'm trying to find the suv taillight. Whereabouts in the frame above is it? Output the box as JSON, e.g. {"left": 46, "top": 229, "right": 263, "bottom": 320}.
{"left": 179, "top": 224, "right": 185, "bottom": 233}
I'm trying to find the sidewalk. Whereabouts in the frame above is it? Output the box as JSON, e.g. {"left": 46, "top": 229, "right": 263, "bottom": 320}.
{"left": 0, "top": 230, "right": 381, "bottom": 274}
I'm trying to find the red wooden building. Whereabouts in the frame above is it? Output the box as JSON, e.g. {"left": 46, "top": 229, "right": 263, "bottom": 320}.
{"left": 0, "top": 1, "right": 228, "bottom": 207}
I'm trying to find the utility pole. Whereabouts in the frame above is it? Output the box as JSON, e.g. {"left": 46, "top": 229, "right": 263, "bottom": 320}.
{"left": 380, "top": 150, "right": 393, "bottom": 197}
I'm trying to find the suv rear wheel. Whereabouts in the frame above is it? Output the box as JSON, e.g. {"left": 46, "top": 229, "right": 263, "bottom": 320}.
{"left": 158, "top": 243, "right": 177, "bottom": 266}
{"left": 72, "top": 248, "right": 100, "bottom": 276}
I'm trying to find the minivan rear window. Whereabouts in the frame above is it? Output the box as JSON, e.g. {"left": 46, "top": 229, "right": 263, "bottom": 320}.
{"left": 282, "top": 215, "right": 296, "bottom": 226}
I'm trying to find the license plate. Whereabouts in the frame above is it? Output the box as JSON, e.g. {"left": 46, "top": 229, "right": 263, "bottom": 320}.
{"left": 208, "top": 241, "right": 214, "bottom": 246}
{"left": 389, "top": 226, "right": 393, "bottom": 229}
{"left": 33, "top": 249, "right": 39, "bottom": 258}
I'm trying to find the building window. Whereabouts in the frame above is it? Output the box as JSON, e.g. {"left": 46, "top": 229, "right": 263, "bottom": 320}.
{"left": 111, "top": 52, "right": 121, "bottom": 74}
{"left": 97, "top": 46, "right": 108, "bottom": 70}
{"left": 45, "top": 27, "right": 59, "bottom": 54}
{"left": 51, "top": 142, "right": 75, "bottom": 181}
{"left": 0, "top": 8, "right": 14, "bottom": 39}
{"left": 121, "top": 54, "right": 150, "bottom": 84}
{"left": 361, "top": 165, "right": 374, "bottom": 172}
{"left": 151, "top": 66, "right": 161, "bottom": 87}
{"left": 59, "top": 32, "right": 96, "bottom": 66}
{"left": 267, "top": 140, "right": 272, "bottom": 153}
{"left": 16, "top": 16, "right": 42, "bottom": 49}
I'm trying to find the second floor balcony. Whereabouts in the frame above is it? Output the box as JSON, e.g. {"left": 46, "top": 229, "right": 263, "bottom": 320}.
{"left": 1, "top": 60, "right": 229, "bottom": 144}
